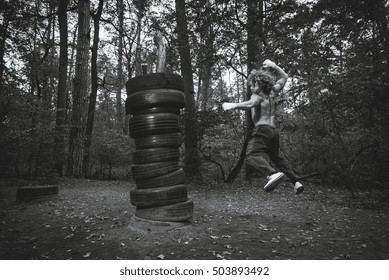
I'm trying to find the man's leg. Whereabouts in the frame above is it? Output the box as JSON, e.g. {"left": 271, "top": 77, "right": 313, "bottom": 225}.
{"left": 269, "top": 130, "right": 303, "bottom": 194}
{"left": 246, "top": 127, "right": 276, "bottom": 177}
{"left": 246, "top": 126, "right": 285, "bottom": 192}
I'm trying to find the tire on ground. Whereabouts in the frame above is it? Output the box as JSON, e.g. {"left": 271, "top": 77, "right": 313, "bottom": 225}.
{"left": 133, "top": 147, "right": 179, "bottom": 164}
{"left": 125, "top": 89, "right": 185, "bottom": 115}
{"left": 126, "top": 73, "right": 184, "bottom": 95}
{"left": 131, "top": 162, "right": 179, "bottom": 180}
{"left": 16, "top": 185, "right": 59, "bottom": 201}
{"left": 130, "top": 184, "right": 187, "bottom": 207}
{"left": 135, "top": 198, "right": 194, "bottom": 222}
{"left": 136, "top": 168, "right": 185, "bottom": 189}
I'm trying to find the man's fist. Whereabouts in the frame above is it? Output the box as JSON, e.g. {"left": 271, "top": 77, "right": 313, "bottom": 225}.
{"left": 222, "top": 102, "right": 236, "bottom": 111}
{"left": 262, "top": 59, "right": 276, "bottom": 68}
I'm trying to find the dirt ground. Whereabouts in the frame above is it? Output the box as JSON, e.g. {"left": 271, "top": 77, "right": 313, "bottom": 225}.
{"left": 1, "top": 178, "right": 389, "bottom": 260}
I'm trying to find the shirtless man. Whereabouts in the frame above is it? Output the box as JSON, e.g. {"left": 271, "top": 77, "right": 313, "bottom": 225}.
{"left": 223, "top": 59, "right": 304, "bottom": 194}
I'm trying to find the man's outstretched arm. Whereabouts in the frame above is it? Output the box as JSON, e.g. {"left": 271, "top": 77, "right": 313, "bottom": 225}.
{"left": 222, "top": 94, "right": 263, "bottom": 111}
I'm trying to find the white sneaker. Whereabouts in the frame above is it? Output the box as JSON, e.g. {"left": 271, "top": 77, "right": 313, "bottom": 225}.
{"left": 263, "top": 172, "right": 285, "bottom": 192}
{"left": 294, "top": 182, "right": 304, "bottom": 194}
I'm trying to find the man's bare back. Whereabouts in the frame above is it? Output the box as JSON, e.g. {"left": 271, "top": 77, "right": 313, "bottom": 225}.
{"left": 251, "top": 95, "right": 276, "bottom": 127}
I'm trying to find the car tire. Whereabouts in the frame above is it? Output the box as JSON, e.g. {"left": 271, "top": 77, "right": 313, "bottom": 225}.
{"left": 135, "top": 168, "right": 185, "bottom": 189}
{"left": 130, "top": 184, "right": 188, "bottom": 207}
{"left": 16, "top": 185, "right": 59, "bottom": 201}
{"left": 126, "top": 73, "right": 184, "bottom": 95}
{"left": 131, "top": 161, "right": 180, "bottom": 180}
{"left": 135, "top": 198, "right": 194, "bottom": 222}
{"left": 129, "top": 113, "right": 179, "bottom": 139}
{"left": 135, "top": 107, "right": 181, "bottom": 115}
{"left": 133, "top": 147, "right": 180, "bottom": 164}
{"left": 125, "top": 89, "right": 185, "bottom": 115}
{"left": 134, "top": 133, "right": 182, "bottom": 149}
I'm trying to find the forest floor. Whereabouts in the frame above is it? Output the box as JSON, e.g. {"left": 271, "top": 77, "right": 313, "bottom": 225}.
{"left": 1, "top": 178, "right": 389, "bottom": 260}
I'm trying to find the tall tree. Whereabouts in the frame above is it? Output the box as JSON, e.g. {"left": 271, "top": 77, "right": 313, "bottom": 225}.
{"left": 134, "top": 0, "right": 149, "bottom": 76}
{"left": 197, "top": 0, "right": 215, "bottom": 112}
{"left": 246, "top": 0, "right": 263, "bottom": 73}
{"left": 67, "top": 0, "right": 90, "bottom": 177}
{"left": 0, "top": 0, "right": 14, "bottom": 94}
{"left": 83, "top": 0, "right": 104, "bottom": 176}
{"left": 175, "top": 0, "right": 200, "bottom": 177}
{"left": 116, "top": 0, "right": 124, "bottom": 131}
{"left": 54, "top": 0, "right": 69, "bottom": 176}
{"left": 226, "top": 0, "right": 264, "bottom": 182}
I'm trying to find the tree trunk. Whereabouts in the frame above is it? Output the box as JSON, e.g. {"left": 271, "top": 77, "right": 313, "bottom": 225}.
{"left": 135, "top": 15, "right": 143, "bottom": 76}
{"left": 0, "top": 6, "right": 11, "bottom": 94}
{"left": 246, "top": 0, "right": 263, "bottom": 73}
{"left": 54, "top": 0, "right": 69, "bottom": 176}
{"left": 67, "top": 0, "right": 90, "bottom": 177}
{"left": 227, "top": 0, "right": 263, "bottom": 182}
{"left": 175, "top": 0, "right": 200, "bottom": 177}
{"left": 83, "top": 0, "right": 103, "bottom": 177}
{"left": 200, "top": 0, "right": 214, "bottom": 112}
{"left": 116, "top": 0, "right": 124, "bottom": 132}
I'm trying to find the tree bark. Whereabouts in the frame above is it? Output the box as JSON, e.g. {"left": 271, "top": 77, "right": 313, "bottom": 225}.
{"left": 116, "top": 0, "right": 124, "bottom": 132}
{"left": 227, "top": 0, "right": 263, "bottom": 182}
{"left": 83, "top": 0, "right": 103, "bottom": 177}
{"left": 199, "top": 0, "right": 214, "bottom": 112}
{"left": 0, "top": 4, "right": 12, "bottom": 94}
{"left": 135, "top": 15, "right": 143, "bottom": 76}
{"left": 175, "top": 0, "right": 200, "bottom": 177}
{"left": 67, "top": 0, "right": 90, "bottom": 177}
{"left": 54, "top": 0, "right": 69, "bottom": 176}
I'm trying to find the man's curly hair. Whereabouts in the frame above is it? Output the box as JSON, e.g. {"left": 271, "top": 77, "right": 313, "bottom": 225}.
{"left": 247, "top": 69, "right": 276, "bottom": 95}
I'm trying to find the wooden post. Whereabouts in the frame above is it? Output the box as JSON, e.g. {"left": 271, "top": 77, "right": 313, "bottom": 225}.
{"left": 154, "top": 32, "right": 166, "bottom": 73}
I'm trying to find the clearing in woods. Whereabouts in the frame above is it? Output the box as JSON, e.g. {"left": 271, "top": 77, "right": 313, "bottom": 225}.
{"left": 1, "top": 178, "right": 389, "bottom": 260}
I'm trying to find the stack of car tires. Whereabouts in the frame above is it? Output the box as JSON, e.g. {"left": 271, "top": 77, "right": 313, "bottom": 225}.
{"left": 125, "top": 73, "right": 193, "bottom": 222}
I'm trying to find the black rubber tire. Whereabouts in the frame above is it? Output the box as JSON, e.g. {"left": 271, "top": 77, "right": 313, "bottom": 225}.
{"left": 135, "top": 198, "right": 194, "bottom": 222}
{"left": 16, "top": 185, "right": 59, "bottom": 201}
{"left": 130, "top": 184, "right": 188, "bottom": 207}
{"left": 134, "top": 133, "right": 182, "bottom": 149}
{"left": 125, "top": 89, "right": 185, "bottom": 115}
{"left": 129, "top": 113, "right": 179, "bottom": 138}
{"left": 131, "top": 161, "right": 180, "bottom": 180}
{"left": 136, "top": 168, "right": 185, "bottom": 189}
{"left": 126, "top": 73, "right": 184, "bottom": 95}
{"left": 135, "top": 107, "right": 181, "bottom": 115}
{"left": 126, "top": 99, "right": 182, "bottom": 116}
{"left": 133, "top": 147, "right": 180, "bottom": 164}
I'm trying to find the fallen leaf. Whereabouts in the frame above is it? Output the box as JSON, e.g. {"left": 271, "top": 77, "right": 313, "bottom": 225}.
{"left": 86, "top": 233, "right": 96, "bottom": 240}
{"left": 258, "top": 224, "right": 270, "bottom": 231}
{"left": 64, "top": 234, "right": 74, "bottom": 239}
